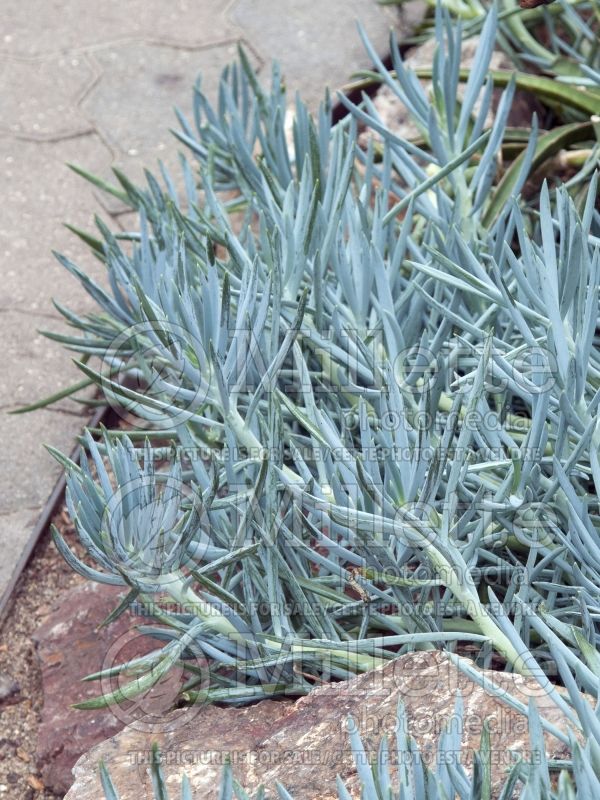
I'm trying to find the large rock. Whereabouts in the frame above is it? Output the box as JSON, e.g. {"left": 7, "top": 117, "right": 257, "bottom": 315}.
{"left": 33, "top": 582, "right": 162, "bottom": 795}
{"left": 65, "top": 650, "right": 576, "bottom": 799}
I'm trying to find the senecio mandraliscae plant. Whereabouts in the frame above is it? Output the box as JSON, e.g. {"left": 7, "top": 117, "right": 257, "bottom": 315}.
{"left": 379, "top": 0, "right": 600, "bottom": 100}
{"left": 23, "top": 0, "right": 600, "bottom": 793}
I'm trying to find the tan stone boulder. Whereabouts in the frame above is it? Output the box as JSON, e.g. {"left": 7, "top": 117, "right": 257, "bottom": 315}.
{"left": 64, "top": 650, "right": 576, "bottom": 799}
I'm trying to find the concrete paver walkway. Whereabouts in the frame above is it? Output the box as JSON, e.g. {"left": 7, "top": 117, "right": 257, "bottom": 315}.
{"left": 0, "top": 0, "right": 405, "bottom": 604}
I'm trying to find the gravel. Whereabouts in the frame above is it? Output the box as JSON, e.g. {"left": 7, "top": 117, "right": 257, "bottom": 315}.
{"left": 0, "top": 505, "right": 86, "bottom": 799}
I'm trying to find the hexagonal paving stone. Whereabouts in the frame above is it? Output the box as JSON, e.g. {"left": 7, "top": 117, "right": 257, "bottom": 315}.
{"left": 82, "top": 40, "right": 259, "bottom": 159}
{"left": 0, "top": 401, "right": 91, "bottom": 513}
{"left": 0, "top": 134, "right": 111, "bottom": 315}
{"left": 0, "top": 507, "right": 44, "bottom": 602}
{"left": 79, "top": 40, "right": 260, "bottom": 213}
{"left": 0, "top": 54, "right": 95, "bottom": 139}
{"left": 0, "top": 309, "right": 95, "bottom": 413}
{"left": 228, "top": 0, "right": 401, "bottom": 110}
{"left": 0, "top": 0, "right": 240, "bottom": 57}
{"left": 0, "top": 397, "right": 93, "bottom": 604}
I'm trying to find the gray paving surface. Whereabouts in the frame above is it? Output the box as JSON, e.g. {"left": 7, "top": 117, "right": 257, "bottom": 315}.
{"left": 0, "top": 0, "right": 404, "bottom": 603}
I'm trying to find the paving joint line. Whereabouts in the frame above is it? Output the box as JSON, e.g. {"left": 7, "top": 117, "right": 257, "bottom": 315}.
{"left": 0, "top": 126, "right": 97, "bottom": 144}
{"left": 1, "top": 34, "right": 258, "bottom": 146}
{"left": 0, "top": 29, "right": 247, "bottom": 63}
